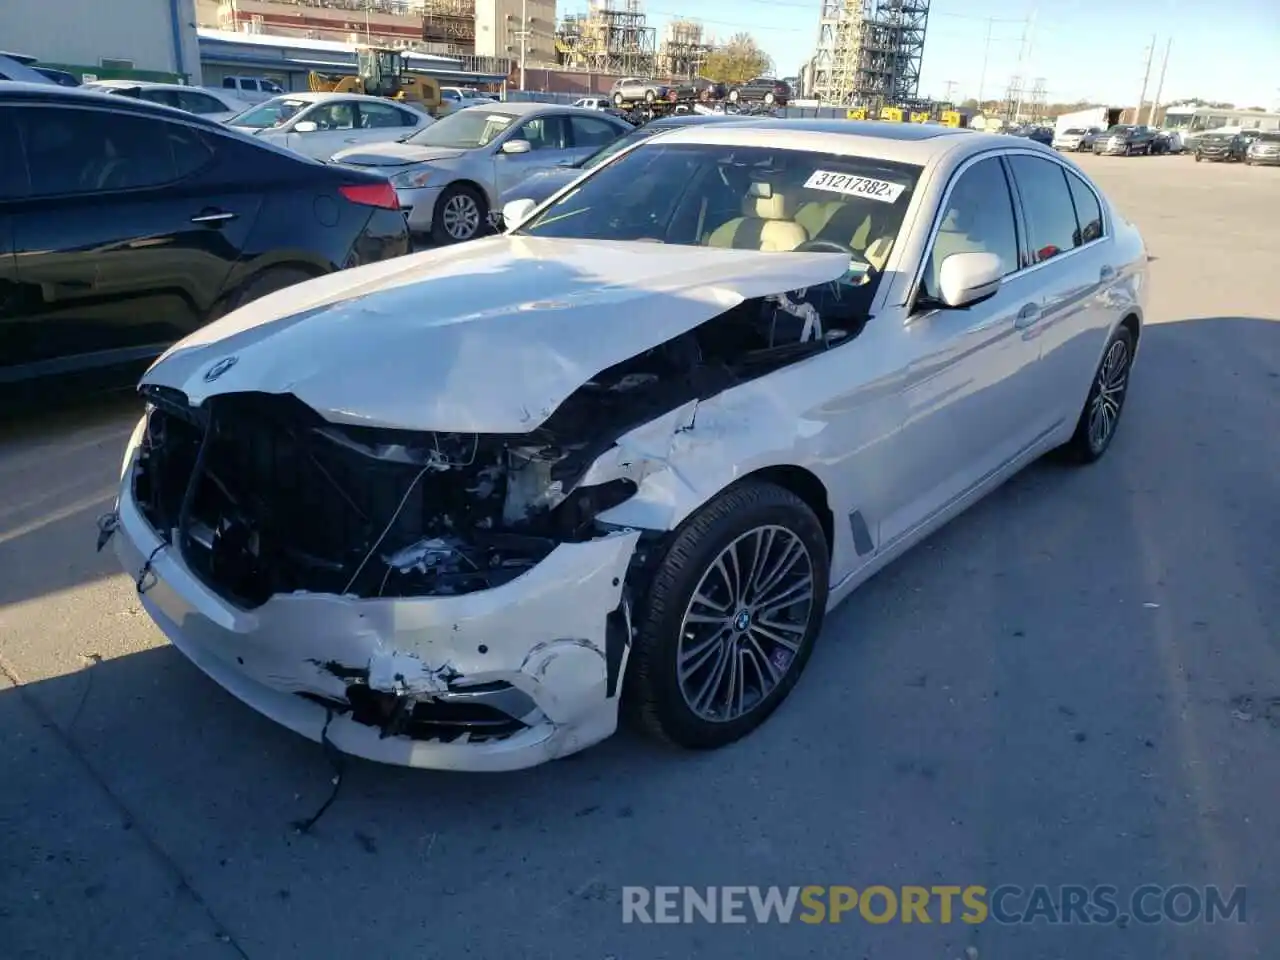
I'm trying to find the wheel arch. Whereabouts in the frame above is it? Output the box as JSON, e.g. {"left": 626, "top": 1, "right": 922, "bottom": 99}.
{"left": 739, "top": 465, "right": 834, "bottom": 560}
{"left": 436, "top": 177, "right": 493, "bottom": 213}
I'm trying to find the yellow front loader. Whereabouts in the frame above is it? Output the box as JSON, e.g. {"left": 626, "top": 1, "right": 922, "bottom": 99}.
{"left": 309, "top": 46, "right": 442, "bottom": 114}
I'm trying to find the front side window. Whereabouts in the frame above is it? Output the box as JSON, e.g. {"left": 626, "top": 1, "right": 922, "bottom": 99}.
{"left": 518, "top": 141, "right": 920, "bottom": 304}
{"left": 403, "top": 108, "right": 518, "bottom": 148}
{"left": 303, "top": 101, "right": 355, "bottom": 131}
{"left": 922, "top": 156, "right": 1019, "bottom": 298}
{"left": 227, "top": 97, "right": 307, "bottom": 129}
{"left": 1006, "top": 154, "right": 1080, "bottom": 263}
{"left": 515, "top": 115, "right": 569, "bottom": 150}
{"left": 17, "top": 106, "right": 207, "bottom": 196}
{"left": 178, "top": 91, "right": 227, "bottom": 115}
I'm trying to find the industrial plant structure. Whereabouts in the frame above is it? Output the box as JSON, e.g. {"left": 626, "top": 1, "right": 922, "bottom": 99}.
{"left": 656, "top": 18, "right": 711, "bottom": 80}
{"left": 810, "top": 0, "right": 930, "bottom": 108}
{"left": 554, "top": 0, "right": 656, "bottom": 76}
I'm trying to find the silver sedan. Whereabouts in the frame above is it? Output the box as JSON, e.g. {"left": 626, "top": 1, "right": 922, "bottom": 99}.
{"left": 330, "top": 102, "right": 631, "bottom": 244}
{"left": 107, "top": 120, "right": 1147, "bottom": 771}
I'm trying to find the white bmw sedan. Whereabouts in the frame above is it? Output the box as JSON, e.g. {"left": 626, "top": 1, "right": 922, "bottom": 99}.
{"left": 106, "top": 121, "right": 1148, "bottom": 771}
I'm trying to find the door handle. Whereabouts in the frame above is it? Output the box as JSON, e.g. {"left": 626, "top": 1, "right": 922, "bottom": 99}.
{"left": 190, "top": 210, "right": 237, "bottom": 225}
{"left": 1099, "top": 265, "right": 1116, "bottom": 282}
{"left": 1014, "top": 302, "right": 1041, "bottom": 329}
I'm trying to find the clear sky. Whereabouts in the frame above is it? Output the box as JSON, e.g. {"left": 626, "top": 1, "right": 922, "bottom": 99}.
{"left": 562, "top": 0, "right": 1280, "bottom": 110}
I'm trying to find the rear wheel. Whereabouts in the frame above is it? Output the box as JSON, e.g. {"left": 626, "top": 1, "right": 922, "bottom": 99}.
{"left": 431, "top": 184, "right": 486, "bottom": 245}
{"left": 644, "top": 89, "right": 656, "bottom": 103}
{"left": 764, "top": 91, "right": 775, "bottom": 105}
{"left": 612, "top": 91, "right": 624, "bottom": 107}
{"left": 624, "top": 481, "right": 830, "bottom": 749}
{"left": 1059, "top": 325, "right": 1135, "bottom": 464}
{"left": 728, "top": 88, "right": 740, "bottom": 103}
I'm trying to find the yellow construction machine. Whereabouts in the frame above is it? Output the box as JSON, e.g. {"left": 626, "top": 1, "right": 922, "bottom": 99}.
{"left": 309, "top": 46, "right": 442, "bottom": 113}
{"left": 879, "top": 106, "right": 905, "bottom": 122}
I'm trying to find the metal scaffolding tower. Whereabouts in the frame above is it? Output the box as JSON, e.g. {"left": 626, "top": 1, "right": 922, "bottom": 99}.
{"left": 810, "top": 0, "right": 930, "bottom": 107}
{"left": 421, "top": 0, "right": 475, "bottom": 54}
{"left": 657, "top": 18, "right": 710, "bottom": 78}
{"left": 555, "top": 0, "right": 656, "bottom": 75}
{"left": 811, "top": 0, "right": 863, "bottom": 105}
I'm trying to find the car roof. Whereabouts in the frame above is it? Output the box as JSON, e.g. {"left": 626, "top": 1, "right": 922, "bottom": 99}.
{"left": 0, "top": 81, "right": 240, "bottom": 128}
{"left": 646, "top": 113, "right": 762, "bottom": 128}
{"left": 454, "top": 100, "right": 611, "bottom": 119}
{"left": 651, "top": 119, "right": 1015, "bottom": 166}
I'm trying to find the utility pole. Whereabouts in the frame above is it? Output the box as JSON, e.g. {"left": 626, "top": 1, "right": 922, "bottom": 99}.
{"left": 1012, "top": 9, "right": 1036, "bottom": 124}
{"left": 1136, "top": 34, "right": 1155, "bottom": 124}
{"left": 943, "top": 79, "right": 957, "bottom": 102}
{"left": 1148, "top": 37, "right": 1171, "bottom": 126}
{"left": 518, "top": 0, "right": 529, "bottom": 91}
{"left": 977, "top": 17, "right": 994, "bottom": 107}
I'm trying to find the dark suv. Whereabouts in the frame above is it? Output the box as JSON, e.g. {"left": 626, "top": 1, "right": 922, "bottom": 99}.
{"left": 1194, "top": 132, "right": 1246, "bottom": 162}
{"left": 1094, "top": 124, "right": 1156, "bottom": 156}
{"left": 0, "top": 83, "right": 410, "bottom": 397}
{"left": 727, "top": 77, "right": 791, "bottom": 107}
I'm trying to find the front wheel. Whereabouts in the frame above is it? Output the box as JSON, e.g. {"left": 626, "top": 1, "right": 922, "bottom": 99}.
{"left": 1059, "top": 324, "right": 1135, "bottom": 464}
{"left": 764, "top": 92, "right": 775, "bottom": 105}
{"left": 431, "top": 183, "right": 486, "bottom": 245}
{"left": 624, "top": 481, "right": 830, "bottom": 749}
{"left": 644, "top": 89, "right": 656, "bottom": 103}
{"left": 727, "top": 88, "right": 740, "bottom": 103}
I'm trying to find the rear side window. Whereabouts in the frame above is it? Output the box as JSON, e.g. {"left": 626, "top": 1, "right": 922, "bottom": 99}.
{"left": 178, "top": 91, "right": 229, "bottom": 115}
{"left": 569, "top": 115, "right": 620, "bottom": 148}
{"left": 0, "top": 107, "right": 28, "bottom": 199}
{"left": 139, "top": 88, "right": 181, "bottom": 109}
{"left": 358, "top": 101, "right": 415, "bottom": 128}
{"left": 16, "top": 106, "right": 213, "bottom": 196}
{"left": 1064, "top": 169, "right": 1103, "bottom": 245}
{"left": 1006, "top": 154, "right": 1079, "bottom": 263}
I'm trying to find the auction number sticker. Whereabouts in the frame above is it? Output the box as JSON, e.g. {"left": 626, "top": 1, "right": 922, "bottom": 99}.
{"left": 804, "top": 170, "right": 906, "bottom": 203}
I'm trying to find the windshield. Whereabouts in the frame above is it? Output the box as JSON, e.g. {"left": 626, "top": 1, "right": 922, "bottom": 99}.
{"left": 228, "top": 97, "right": 308, "bottom": 129}
{"left": 517, "top": 141, "right": 920, "bottom": 302}
{"left": 404, "top": 108, "right": 520, "bottom": 148}
{"left": 1105, "top": 125, "right": 1132, "bottom": 134}
{"left": 1063, "top": 128, "right": 1085, "bottom": 135}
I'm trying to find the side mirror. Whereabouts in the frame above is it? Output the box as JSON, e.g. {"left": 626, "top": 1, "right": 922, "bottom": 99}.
{"left": 501, "top": 198, "right": 538, "bottom": 230}
{"left": 501, "top": 139, "right": 532, "bottom": 155}
{"left": 937, "top": 251, "right": 1003, "bottom": 308}
{"left": 293, "top": 120, "right": 318, "bottom": 133}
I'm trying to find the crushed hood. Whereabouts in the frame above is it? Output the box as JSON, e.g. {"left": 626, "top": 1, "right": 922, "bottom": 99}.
{"left": 141, "top": 236, "right": 848, "bottom": 434}
{"left": 329, "top": 142, "right": 468, "bottom": 166}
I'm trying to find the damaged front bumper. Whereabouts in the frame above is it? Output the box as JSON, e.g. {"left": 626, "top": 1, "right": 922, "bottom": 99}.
{"left": 113, "top": 432, "right": 641, "bottom": 771}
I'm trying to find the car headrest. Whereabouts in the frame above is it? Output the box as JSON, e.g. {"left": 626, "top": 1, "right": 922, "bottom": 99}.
{"left": 752, "top": 192, "right": 798, "bottom": 220}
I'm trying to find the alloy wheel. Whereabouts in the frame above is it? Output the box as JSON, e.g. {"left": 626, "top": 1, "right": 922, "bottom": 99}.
{"left": 1088, "top": 338, "right": 1130, "bottom": 453}
{"left": 675, "top": 525, "right": 816, "bottom": 723}
{"left": 441, "top": 193, "right": 480, "bottom": 240}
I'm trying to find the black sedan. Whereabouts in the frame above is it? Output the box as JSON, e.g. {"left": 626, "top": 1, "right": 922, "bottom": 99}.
{"left": 0, "top": 83, "right": 410, "bottom": 399}
{"left": 1194, "top": 132, "right": 1247, "bottom": 162}
{"left": 727, "top": 77, "right": 791, "bottom": 107}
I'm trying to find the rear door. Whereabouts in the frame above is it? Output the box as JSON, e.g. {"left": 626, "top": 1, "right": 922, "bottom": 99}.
{"left": 0, "top": 108, "right": 24, "bottom": 384}
{"left": 1005, "top": 153, "right": 1115, "bottom": 430}
{"left": 566, "top": 114, "right": 625, "bottom": 165}
{"left": 6, "top": 102, "right": 263, "bottom": 381}
{"left": 352, "top": 100, "right": 424, "bottom": 147}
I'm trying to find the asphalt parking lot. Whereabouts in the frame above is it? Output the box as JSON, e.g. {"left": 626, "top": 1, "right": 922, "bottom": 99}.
{"left": 2, "top": 152, "right": 1278, "bottom": 960}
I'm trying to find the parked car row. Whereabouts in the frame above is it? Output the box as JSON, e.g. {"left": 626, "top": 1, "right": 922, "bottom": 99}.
{"left": 0, "top": 82, "right": 411, "bottom": 399}
{"left": 609, "top": 75, "right": 791, "bottom": 108}
{"left": 1194, "top": 129, "right": 1279, "bottom": 165}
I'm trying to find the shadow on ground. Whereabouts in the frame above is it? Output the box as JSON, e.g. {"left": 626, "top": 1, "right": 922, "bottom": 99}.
{"left": 1, "top": 317, "right": 1276, "bottom": 960}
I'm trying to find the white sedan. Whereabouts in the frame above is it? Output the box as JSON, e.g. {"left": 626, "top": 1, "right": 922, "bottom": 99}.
{"left": 105, "top": 121, "right": 1148, "bottom": 771}
{"left": 224, "top": 92, "right": 432, "bottom": 160}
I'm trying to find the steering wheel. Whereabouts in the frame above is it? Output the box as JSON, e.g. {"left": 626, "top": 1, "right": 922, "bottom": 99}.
{"left": 795, "top": 239, "right": 856, "bottom": 255}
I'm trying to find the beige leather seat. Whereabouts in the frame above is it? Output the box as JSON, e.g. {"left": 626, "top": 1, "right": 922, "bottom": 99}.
{"left": 705, "top": 192, "right": 809, "bottom": 252}
{"left": 795, "top": 200, "right": 842, "bottom": 239}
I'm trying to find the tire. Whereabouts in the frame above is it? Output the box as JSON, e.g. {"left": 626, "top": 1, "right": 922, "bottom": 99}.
{"left": 227, "top": 266, "right": 317, "bottom": 313}
{"left": 727, "top": 88, "right": 740, "bottom": 103}
{"left": 613, "top": 91, "right": 624, "bottom": 107}
{"left": 430, "top": 183, "right": 486, "bottom": 245}
{"left": 764, "top": 92, "right": 775, "bottom": 105}
{"left": 1059, "top": 324, "right": 1135, "bottom": 464}
{"left": 623, "top": 480, "right": 830, "bottom": 750}
{"left": 1195, "top": 154, "right": 1202, "bottom": 162}
{"left": 644, "top": 89, "right": 656, "bottom": 104}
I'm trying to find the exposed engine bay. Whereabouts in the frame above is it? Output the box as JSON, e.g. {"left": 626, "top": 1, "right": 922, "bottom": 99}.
{"left": 132, "top": 287, "right": 867, "bottom": 609}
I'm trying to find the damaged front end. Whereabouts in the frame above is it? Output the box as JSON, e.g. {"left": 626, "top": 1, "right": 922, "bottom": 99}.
{"left": 112, "top": 266, "right": 865, "bottom": 768}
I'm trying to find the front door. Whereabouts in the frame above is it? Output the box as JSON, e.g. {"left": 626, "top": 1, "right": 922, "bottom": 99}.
{"left": 876, "top": 154, "right": 1044, "bottom": 545}
{"left": 284, "top": 99, "right": 362, "bottom": 160}
{"left": 5, "top": 102, "right": 261, "bottom": 383}
{"left": 493, "top": 114, "right": 573, "bottom": 195}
